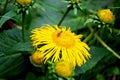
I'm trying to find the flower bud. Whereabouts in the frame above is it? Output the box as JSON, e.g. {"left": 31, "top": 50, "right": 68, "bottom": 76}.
{"left": 16, "top": 0, "right": 32, "bottom": 5}
{"left": 30, "top": 51, "right": 44, "bottom": 65}
{"left": 97, "top": 9, "right": 114, "bottom": 24}
{"left": 71, "top": 0, "right": 81, "bottom": 3}
{"left": 55, "top": 61, "right": 74, "bottom": 78}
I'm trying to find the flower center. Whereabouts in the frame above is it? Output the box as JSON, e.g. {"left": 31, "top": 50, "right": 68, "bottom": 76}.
{"left": 52, "top": 31, "right": 75, "bottom": 48}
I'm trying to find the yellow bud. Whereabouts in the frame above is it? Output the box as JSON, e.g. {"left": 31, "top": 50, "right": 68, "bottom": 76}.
{"left": 55, "top": 61, "right": 74, "bottom": 78}
{"left": 16, "top": 0, "right": 32, "bottom": 5}
{"left": 97, "top": 9, "right": 114, "bottom": 24}
{"left": 71, "top": 0, "right": 81, "bottom": 3}
{"left": 31, "top": 51, "right": 44, "bottom": 65}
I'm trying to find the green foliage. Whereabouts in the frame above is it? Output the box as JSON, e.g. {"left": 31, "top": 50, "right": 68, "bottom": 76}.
{"left": 0, "top": 53, "right": 25, "bottom": 77}
{"left": 0, "top": 29, "right": 33, "bottom": 78}
{"left": 0, "top": 0, "right": 120, "bottom": 80}
{"left": 75, "top": 46, "right": 109, "bottom": 75}
{"left": 0, "top": 11, "right": 16, "bottom": 28}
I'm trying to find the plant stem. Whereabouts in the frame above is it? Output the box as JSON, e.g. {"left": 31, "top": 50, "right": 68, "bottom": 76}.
{"left": 58, "top": 7, "right": 72, "bottom": 26}
{"left": 95, "top": 33, "right": 120, "bottom": 59}
{"left": 22, "top": 10, "right": 26, "bottom": 42}
{"left": 83, "top": 32, "right": 94, "bottom": 43}
{"left": 88, "top": 26, "right": 120, "bottom": 59}
{"left": 83, "top": 26, "right": 98, "bottom": 43}
{"left": 83, "top": 27, "right": 97, "bottom": 43}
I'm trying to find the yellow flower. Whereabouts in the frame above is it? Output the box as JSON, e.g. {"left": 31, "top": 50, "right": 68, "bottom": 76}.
{"left": 16, "top": 0, "right": 32, "bottom": 5}
{"left": 30, "top": 51, "right": 44, "bottom": 65}
{"left": 30, "top": 25, "right": 91, "bottom": 66}
{"left": 55, "top": 61, "right": 74, "bottom": 78}
{"left": 97, "top": 9, "right": 114, "bottom": 23}
{"left": 71, "top": 0, "right": 81, "bottom": 3}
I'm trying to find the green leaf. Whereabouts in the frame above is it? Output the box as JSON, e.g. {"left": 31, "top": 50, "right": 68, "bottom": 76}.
{"left": 0, "top": 29, "right": 22, "bottom": 52}
{"left": 0, "top": 53, "right": 25, "bottom": 77}
{"left": 29, "top": 1, "right": 88, "bottom": 32}
{"left": 0, "top": 29, "right": 33, "bottom": 54}
{"left": 29, "top": 0, "right": 86, "bottom": 31}
{"left": 62, "top": 16, "right": 86, "bottom": 30}
{"left": 0, "top": 29, "right": 32, "bottom": 77}
{"left": 0, "top": 11, "right": 16, "bottom": 28}
{"left": 29, "top": 0, "right": 65, "bottom": 30}
{"left": 84, "top": 18, "right": 94, "bottom": 26}
{"left": 75, "top": 46, "right": 109, "bottom": 75}
{"left": 4, "top": 42, "right": 34, "bottom": 54}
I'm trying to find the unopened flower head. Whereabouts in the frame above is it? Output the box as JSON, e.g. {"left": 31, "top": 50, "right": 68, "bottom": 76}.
{"left": 55, "top": 61, "right": 74, "bottom": 78}
{"left": 30, "top": 25, "right": 91, "bottom": 66}
{"left": 16, "top": 0, "right": 32, "bottom": 5}
{"left": 64, "top": 0, "right": 82, "bottom": 15}
{"left": 71, "top": 0, "right": 81, "bottom": 3}
{"left": 97, "top": 9, "right": 114, "bottom": 24}
{"left": 30, "top": 51, "right": 44, "bottom": 65}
